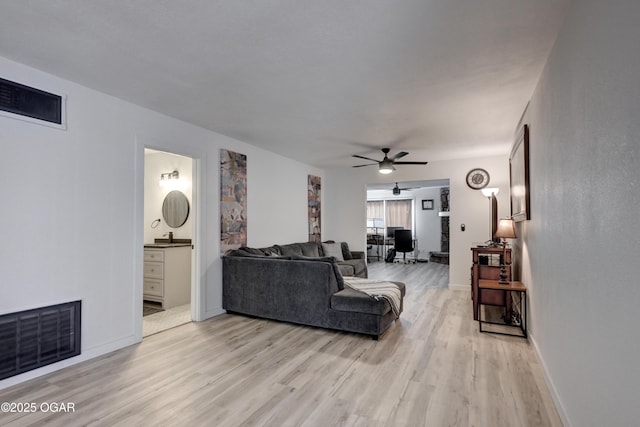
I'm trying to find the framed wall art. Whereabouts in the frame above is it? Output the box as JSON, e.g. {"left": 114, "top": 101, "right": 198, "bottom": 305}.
{"left": 220, "top": 149, "right": 247, "bottom": 252}
{"left": 422, "top": 199, "right": 434, "bottom": 210}
{"left": 308, "top": 175, "right": 321, "bottom": 243}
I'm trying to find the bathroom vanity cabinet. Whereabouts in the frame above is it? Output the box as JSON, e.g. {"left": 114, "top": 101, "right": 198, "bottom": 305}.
{"left": 143, "top": 245, "right": 191, "bottom": 309}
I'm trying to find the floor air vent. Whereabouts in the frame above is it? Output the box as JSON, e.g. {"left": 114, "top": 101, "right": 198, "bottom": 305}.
{"left": 0, "top": 301, "right": 81, "bottom": 381}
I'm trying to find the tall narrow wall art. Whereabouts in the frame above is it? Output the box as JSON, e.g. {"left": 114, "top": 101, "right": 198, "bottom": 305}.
{"left": 220, "top": 149, "right": 247, "bottom": 252}
{"left": 308, "top": 175, "right": 321, "bottom": 243}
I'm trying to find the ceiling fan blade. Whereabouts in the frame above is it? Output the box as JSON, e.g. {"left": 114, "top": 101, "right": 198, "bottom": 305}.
{"left": 352, "top": 163, "right": 378, "bottom": 168}
{"left": 389, "top": 151, "right": 409, "bottom": 161}
{"left": 352, "top": 154, "right": 381, "bottom": 162}
{"left": 393, "top": 161, "right": 428, "bottom": 165}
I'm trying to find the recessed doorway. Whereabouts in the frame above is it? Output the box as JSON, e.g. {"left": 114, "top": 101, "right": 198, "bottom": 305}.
{"left": 366, "top": 179, "right": 450, "bottom": 267}
{"left": 142, "top": 148, "right": 195, "bottom": 337}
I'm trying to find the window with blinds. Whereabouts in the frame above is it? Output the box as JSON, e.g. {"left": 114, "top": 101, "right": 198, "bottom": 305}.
{"left": 366, "top": 199, "right": 413, "bottom": 234}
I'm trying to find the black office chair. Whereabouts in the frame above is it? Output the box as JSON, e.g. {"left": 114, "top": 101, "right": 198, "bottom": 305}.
{"left": 394, "top": 229, "right": 415, "bottom": 264}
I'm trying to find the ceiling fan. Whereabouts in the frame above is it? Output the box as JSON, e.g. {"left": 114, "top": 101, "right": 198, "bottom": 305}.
{"left": 391, "top": 182, "right": 418, "bottom": 195}
{"left": 352, "top": 148, "right": 428, "bottom": 174}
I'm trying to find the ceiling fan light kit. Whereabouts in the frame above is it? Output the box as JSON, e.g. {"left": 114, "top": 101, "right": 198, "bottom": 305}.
{"left": 352, "top": 148, "right": 428, "bottom": 174}
{"left": 391, "top": 182, "right": 420, "bottom": 195}
{"left": 379, "top": 161, "right": 395, "bottom": 174}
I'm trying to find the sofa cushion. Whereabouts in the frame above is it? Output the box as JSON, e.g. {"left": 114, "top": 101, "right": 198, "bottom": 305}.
{"left": 337, "top": 263, "right": 355, "bottom": 277}
{"left": 331, "top": 287, "right": 391, "bottom": 316}
{"left": 291, "top": 254, "right": 345, "bottom": 290}
{"left": 340, "top": 242, "right": 353, "bottom": 260}
{"left": 340, "top": 259, "right": 367, "bottom": 278}
{"left": 299, "top": 242, "right": 321, "bottom": 257}
{"left": 321, "top": 242, "right": 344, "bottom": 261}
{"left": 228, "top": 248, "right": 261, "bottom": 257}
{"left": 237, "top": 246, "right": 267, "bottom": 256}
{"left": 331, "top": 281, "right": 406, "bottom": 316}
{"left": 259, "top": 246, "right": 282, "bottom": 256}
{"left": 276, "top": 243, "right": 303, "bottom": 256}
{"left": 229, "top": 249, "right": 291, "bottom": 260}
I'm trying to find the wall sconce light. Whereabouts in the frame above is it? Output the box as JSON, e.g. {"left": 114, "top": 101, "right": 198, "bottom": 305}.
{"left": 494, "top": 218, "right": 517, "bottom": 283}
{"left": 160, "top": 170, "right": 179, "bottom": 183}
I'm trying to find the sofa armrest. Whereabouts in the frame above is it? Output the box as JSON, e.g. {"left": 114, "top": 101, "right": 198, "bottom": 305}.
{"left": 351, "top": 251, "right": 365, "bottom": 259}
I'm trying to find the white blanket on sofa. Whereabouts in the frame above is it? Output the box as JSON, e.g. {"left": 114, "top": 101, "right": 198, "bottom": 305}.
{"left": 343, "top": 277, "right": 402, "bottom": 318}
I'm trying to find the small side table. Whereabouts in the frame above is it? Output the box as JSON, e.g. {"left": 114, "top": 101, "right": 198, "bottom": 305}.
{"left": 477, "top": 279, "right": 527, "bottom": 338}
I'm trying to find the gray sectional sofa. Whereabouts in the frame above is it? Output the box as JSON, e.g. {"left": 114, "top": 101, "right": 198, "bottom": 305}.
{"left": 222, "top": 241, "right": 405, "bottom": 339}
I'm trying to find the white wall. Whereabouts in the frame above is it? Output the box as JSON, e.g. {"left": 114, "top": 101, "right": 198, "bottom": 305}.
{"left": 412, "top": 187, "right": 446, "bottom": 258}
{"left": 516, "top": 1, "right": 640, "bottom": 425}
{"left": 324, "top": 155, "right": 509, "bottom": 288}
{"left": 0, "top": 55, "right": 322, "bottom": 389}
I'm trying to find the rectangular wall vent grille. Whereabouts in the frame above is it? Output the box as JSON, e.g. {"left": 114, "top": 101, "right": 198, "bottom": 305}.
{"left": 0, "top": 77, "right": 63, "bottom": 125}
{"left": 0, "top": 301, "right": 81, "bottom": 381}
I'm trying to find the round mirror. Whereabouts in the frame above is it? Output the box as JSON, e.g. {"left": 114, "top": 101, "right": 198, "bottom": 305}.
{"left": 162, "top": 190, "right": 190, "bottom": 228}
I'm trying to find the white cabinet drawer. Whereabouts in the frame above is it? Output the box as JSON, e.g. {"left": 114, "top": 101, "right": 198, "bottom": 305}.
{"left": 144, "top": 250, "right": 164, "bottom": 262}
{"left": 144, "top": 262, "right": 164, "bottom": 279}
{"left": 144, "top": 278, "right": 164, "bottom": 297}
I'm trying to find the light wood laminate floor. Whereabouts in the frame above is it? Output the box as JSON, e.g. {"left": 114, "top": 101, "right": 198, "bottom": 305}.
{"left": 0, "top": 262, "right": 562, "bottom": 426}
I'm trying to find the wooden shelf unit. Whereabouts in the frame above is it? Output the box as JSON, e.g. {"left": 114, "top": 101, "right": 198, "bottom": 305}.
{"left": 478, "top": 279, "right": 527, "bottom": 337}
{"left": 471, "top": 246, "right": 512, "bottom": 320}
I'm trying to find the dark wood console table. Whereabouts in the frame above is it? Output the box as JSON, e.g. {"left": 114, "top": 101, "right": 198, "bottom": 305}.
{"left": 471, "top": 246, "right": 512, "bottom": 320}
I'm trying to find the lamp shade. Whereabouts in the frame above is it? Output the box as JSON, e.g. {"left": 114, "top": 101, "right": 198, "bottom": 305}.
{"left": 480, "top": 187, "right": 500, "bottom": 197}
{"left": 494, "top": 218, "right": 517, "bottom": 239}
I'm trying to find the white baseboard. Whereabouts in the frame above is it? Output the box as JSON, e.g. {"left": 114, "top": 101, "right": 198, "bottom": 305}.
{"left": 448, "top": 283, "right": 469, "bottom": 291}
{"left": 529, "top": 333, "right": 572, "bottom": 427}
{"left": 203, "top": 307, "right": 225, "bottom": 320}
{"left": 0, "top": 334, "right": 138, "bottom": 391}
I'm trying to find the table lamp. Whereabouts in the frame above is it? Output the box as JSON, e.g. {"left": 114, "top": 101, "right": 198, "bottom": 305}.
{"left": 494, "top": 218, "right": 517, "bottom": 283}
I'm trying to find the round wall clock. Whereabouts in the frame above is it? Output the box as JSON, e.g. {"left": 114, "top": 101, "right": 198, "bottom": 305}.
{"left": 466, "top": 168, "right": 490, "bottom": 189}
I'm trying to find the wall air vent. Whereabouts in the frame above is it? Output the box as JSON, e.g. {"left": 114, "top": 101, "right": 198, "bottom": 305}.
{"left": 0, "top": 301, "right": 81, "bottom": 381}
{"left": 0, "top": 77, "right": 65, "bottom": 128}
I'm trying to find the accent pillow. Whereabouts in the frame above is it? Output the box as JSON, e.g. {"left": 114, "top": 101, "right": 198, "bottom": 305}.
{"left": 321, "top": 242, "right": 344, "bottom": 261}
{"left": 340, "top": 242, "right": 353, "bottom": 260}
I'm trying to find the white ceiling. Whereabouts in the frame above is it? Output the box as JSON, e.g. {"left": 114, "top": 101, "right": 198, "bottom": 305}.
{"left": 367, "top": 179, "right": 449, "bottom": 192}
{"left": 0, "top": 1, "right": 570, "bottom": 169}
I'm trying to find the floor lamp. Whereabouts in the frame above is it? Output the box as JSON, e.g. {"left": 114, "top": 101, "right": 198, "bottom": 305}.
{"left": 494, "top": 218, "right": 517, "bottom": 284}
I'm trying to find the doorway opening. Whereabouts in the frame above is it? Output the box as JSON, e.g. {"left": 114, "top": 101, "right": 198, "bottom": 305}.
{"left": 142, "top": 148, "right": 195, "bottom": 337}
{"left": 365, "top": 179, "right": 450, "bottom": 266}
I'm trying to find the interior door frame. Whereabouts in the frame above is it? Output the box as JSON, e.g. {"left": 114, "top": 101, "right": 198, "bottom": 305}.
{"left": 133, "top": 135, "right": 206, "bottom": 342}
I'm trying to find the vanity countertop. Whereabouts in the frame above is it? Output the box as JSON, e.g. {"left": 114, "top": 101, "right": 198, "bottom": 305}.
{"left": 144, "top": 243, "right": 192, "bottom": 249}
{"left": 145, "top": 238, "right": 191, "bottom": 249}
